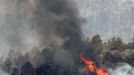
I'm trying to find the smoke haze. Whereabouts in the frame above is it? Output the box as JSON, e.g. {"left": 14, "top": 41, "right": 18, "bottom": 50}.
{"left": 109, "top": 63, "right": 134, "bottom": 75}
{"left": 0, "top": 0, "right": 133, "bottom": 75}
{"left": 0, "top": 0, "right": 85, "bottom": 75}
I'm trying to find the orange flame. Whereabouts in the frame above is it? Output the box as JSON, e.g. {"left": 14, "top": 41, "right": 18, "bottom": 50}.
{"left": 80, "top": 54, "right": 110, "bottom": 75}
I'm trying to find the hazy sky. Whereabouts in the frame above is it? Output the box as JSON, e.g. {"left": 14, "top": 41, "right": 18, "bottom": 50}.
{"left": 75, "top": 0, "right": 134, "bottom": 42}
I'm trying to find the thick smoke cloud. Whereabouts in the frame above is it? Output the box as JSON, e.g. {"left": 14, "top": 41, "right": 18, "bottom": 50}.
{"left": 0, "top": 0, "right": 85, "bottom": 75}
{"left": 0, "top": 1, "right": 133, "bottom": 75}
{"left": 30, "top": 0, "right": 83, "bottom": 51}
{"left": 29, "top": 0, "right": 84, "bottom": 66}
{"left": 0, "top": 0, "right": 83, "bottom": 59}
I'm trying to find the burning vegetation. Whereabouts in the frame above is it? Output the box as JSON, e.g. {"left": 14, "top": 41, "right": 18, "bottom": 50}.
{"left": 80, "top": 54, "right": 110, "bottom": 75}
{"left": 0, "top": 0, "right": 133, "bottom": 75}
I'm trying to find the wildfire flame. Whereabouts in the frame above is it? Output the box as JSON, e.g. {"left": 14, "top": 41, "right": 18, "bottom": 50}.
{"left": 80, "top": 54, "right": 110, "bottom": 75}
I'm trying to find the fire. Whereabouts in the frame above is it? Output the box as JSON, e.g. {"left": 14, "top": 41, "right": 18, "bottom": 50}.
{"left": 80, "top": 54, "right": 110, "bottom": 75}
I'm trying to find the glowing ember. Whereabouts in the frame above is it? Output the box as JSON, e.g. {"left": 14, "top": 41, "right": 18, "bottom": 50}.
{"left": 80, "top": 54, "right": 110, "bottom": 75}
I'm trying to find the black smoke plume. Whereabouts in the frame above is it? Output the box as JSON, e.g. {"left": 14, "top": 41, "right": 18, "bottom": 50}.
{"left": 0, "top": 0, "right": 88, "bottom": 75}
{"left": 30, "top": 0, "right": 84, "bottom": 56}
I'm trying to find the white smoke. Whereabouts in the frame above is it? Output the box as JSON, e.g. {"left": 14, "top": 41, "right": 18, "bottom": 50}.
{"left": 109, "top": 63, "right": 134, "bottom": 75}
{"left": 0, "top": 0, "right": 42, "bottom": 56}
{"left": 0, "top": 68, "right": 9, "bottom": 75}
